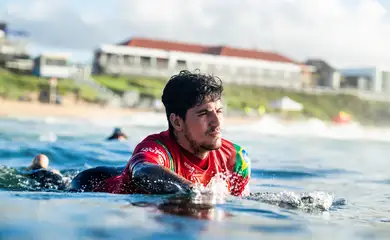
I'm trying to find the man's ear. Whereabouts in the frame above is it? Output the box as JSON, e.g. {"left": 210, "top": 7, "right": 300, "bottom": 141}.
{"left": 169, "top": 113, "right": 184, "bottom": 132}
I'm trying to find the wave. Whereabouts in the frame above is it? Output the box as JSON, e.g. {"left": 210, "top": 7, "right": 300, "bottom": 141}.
{"left": 5, "top": 113, "right": 168, "bottom": 129}
{"left": 245, "top": 190, "right": 345, "bottom": 213}
{"left": 252, "top": 168, "right": 361, "bottom": 179}
{"left": 0, "top": 165, "right": 342, "bottom": 213}
{"left": 0, "top": 165, "right": 75, "bottom": 191}
{"left": 226, "top": 115, "right": 390, "bottom": 143}
{"left": 5, "top": 113, "right": 390, "bottom": 143}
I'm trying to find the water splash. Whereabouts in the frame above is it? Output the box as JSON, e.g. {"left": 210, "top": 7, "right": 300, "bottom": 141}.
{"left": 0, "top": 166, "right": 78, "bottom": 192}
{"left": 190, "top": 172, "right": 231, "bottom": 205}
{"left": 245, "top": 190, "right": 336, "bottom": 212}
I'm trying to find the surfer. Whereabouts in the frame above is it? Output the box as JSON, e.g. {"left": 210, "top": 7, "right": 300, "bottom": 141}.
{"left": 70, "top": 70, "right": 251, "bottom": 196}
{"left": 22, "top": 154, "right": 67, "bottom": 190}
{"left": 106, "top": 128, "right": 128, "bottom": 141}
{"left": 26, "top": 154, "right": 61, "bottom": 174}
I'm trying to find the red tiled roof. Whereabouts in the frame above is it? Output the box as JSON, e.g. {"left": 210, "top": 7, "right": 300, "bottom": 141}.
{"left": 218, "top": 47, "right": 295, "bottom": 64}
{"left": 120, "top": 37, "right": 295, "bottom": 64}
{"left": 122, "top": 38, "right": 208, "bottom": 54}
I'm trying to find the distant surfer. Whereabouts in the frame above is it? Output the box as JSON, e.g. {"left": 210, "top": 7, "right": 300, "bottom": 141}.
{"left": 22, "top": 154, "right": 68, "bottom": 190}
{"left": 27, "top": 154, "right": 60, "bottom": 174}
{"left": 69, "top": 70, "right": 251, "bottom": 196}
{"left": 106, "top": 128, "right": 128, "bottom": 141}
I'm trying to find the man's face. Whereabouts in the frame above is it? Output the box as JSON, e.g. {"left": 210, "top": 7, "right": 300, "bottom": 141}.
{"left": 182, "top": 99, "right": 223, "bottom": 153}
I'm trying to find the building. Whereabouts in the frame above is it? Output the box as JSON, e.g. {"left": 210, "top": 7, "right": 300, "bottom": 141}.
{"left": 32, "top": 52, "right": 73, "bottom": 79}
{"left": 339, "top": 67, "right": 390, "bottom": 94}
{"left": 299, "top": 63, "right": 316, "bottom": 87}
{"left": 92, "top": 37, "right": 312, "bottom": 88}
{"left": 304, "top": 59, "right": 341, "bottom": 89}
{"left": 0, "top": 21, "right": 33, "bottom": 73}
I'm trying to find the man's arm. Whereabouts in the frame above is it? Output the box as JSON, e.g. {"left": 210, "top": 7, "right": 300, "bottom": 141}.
{"left": 127, "top": 141, "right": 193, "bottom": 194}
{"left": 132, "top": 162, "right": 193, "bottom": 194}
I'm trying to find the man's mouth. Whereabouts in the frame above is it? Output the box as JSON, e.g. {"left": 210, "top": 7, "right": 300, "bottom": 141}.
{"left": 207, "top": 128, "right": 221, "bottom": 136}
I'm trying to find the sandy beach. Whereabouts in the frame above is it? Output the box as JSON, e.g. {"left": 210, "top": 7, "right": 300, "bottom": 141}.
{"left": 0, "top": 99, "right": 259, "bottom": 125}
{"left": 0, "top": 99, "right": 146, "bottom": 119}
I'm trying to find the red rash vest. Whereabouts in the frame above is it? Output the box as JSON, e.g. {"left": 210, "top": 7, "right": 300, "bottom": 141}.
{"left": 94, "top": 130, "right": 251, "bottom": 196}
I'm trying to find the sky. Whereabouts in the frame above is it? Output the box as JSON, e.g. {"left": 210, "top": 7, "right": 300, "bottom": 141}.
{"left": 1, "top": 0, "right": 390, "bottom": 68}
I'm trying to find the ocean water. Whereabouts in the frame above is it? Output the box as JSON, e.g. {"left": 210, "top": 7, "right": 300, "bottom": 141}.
{"left": 0, "top": 113, "right": 390, "bottom": 239}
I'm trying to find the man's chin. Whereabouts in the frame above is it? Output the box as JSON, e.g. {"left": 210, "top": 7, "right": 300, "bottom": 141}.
{"left": 202, "top": 139, "right": 222, "bottom": 150}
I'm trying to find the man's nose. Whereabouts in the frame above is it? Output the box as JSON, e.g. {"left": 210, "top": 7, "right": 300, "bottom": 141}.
{"left": 210, "top": 110, "right": 221, "bottom": 127}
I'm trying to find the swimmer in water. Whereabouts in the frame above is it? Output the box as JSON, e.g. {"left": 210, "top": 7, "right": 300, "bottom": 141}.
{"left": 23, "top": 154, "right": 67, "bottom": 190}
{"left": 27, "top": 154, "right": 61, "bottom": 174}
{"left": 106, "top": 128, "right": 128, "bottom": 141}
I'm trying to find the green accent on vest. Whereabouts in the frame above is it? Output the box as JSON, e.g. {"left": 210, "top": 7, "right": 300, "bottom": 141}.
{"left": 155, "top": 140, "right": 175, "bottom": 172}
{"left": 233, "top": 143, "right": 250, "bottom": 178}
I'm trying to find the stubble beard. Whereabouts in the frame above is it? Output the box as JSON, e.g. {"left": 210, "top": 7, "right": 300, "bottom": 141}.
{"left": 183, "top": 126, "right": 222, "bottom": 156}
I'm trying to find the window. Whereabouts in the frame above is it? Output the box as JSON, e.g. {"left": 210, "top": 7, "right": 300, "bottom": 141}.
{"left": 140, "top": 56, "right": 151, "bottom": 67}
{"left": 176, "top": 60, "right": 187, "bottom": 69}
{"left": 124, "top": 55, "right": 135, "bottom": 65}
{"left": 45, "top": 58, "right": 67, "bottom": 66}
{"left": 105, "top": 55, "right": 119, "bottom": 65}
{"left": 157, "top": 58, "right": 169, "bottom": 69}
{"left": 191, "top": 62, "right": 202, "bottom": 70}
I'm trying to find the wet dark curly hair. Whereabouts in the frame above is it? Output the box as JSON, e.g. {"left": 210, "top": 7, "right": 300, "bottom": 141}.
{"left": 161, "top": 70, "right": 223, "bottom": 130}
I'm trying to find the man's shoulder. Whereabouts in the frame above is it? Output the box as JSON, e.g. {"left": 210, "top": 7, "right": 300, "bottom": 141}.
{"left": 140, "top": 130, "right": 168, "bottom": 142}
{"left": 220, "top": 138, "right": 246, "bottom": 154}
{"left": 128, "top": 131, "right": 171, "bottom": 167}
{"left": 133, "top": 130, "right": 171, "bottom": 155}
{"left": 220, "top": 138, "right": 250, "bottom": 175}
{"left": 135, "top": 131, "right": 170, "bottom": 147}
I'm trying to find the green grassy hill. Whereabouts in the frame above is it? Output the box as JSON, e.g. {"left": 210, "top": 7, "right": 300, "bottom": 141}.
{"left": 93, "top": 74, "right": 390, "bottom": 126}
{"left": 0, "top": 69, "right": 99, "bottom": 102}
{"left": 1, "top": 69, "right": 390, "bottom": 126}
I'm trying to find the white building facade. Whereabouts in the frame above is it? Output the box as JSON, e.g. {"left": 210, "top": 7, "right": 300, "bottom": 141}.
{"left": 92, "top": 44, "right": 306, "bottom": 88}
{"left": 32, "top": 52, "right": 73, "bottom": 79}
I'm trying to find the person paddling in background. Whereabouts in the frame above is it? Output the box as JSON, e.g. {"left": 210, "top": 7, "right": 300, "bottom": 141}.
{"left": 106, "top": 128, "right": 128, "bottom": 141}
{"left": 23, "top": 154, "right": 67, "bottom": 189}
{"left": 70, "top": 70, "right": 251, "bottom": 196}
{"left": 27, "top": 154, "right": 61, "bottom": 175}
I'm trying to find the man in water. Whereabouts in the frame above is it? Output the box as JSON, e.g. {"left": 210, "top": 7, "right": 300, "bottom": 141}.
{"left": 106, "top": 128, "right": 128, "bottom": 141}
{"left": 71, "top": 70, "right": 251, "bottom": 196}
{"left": 27, "top": 154, "right": 61, "bottom": 175}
